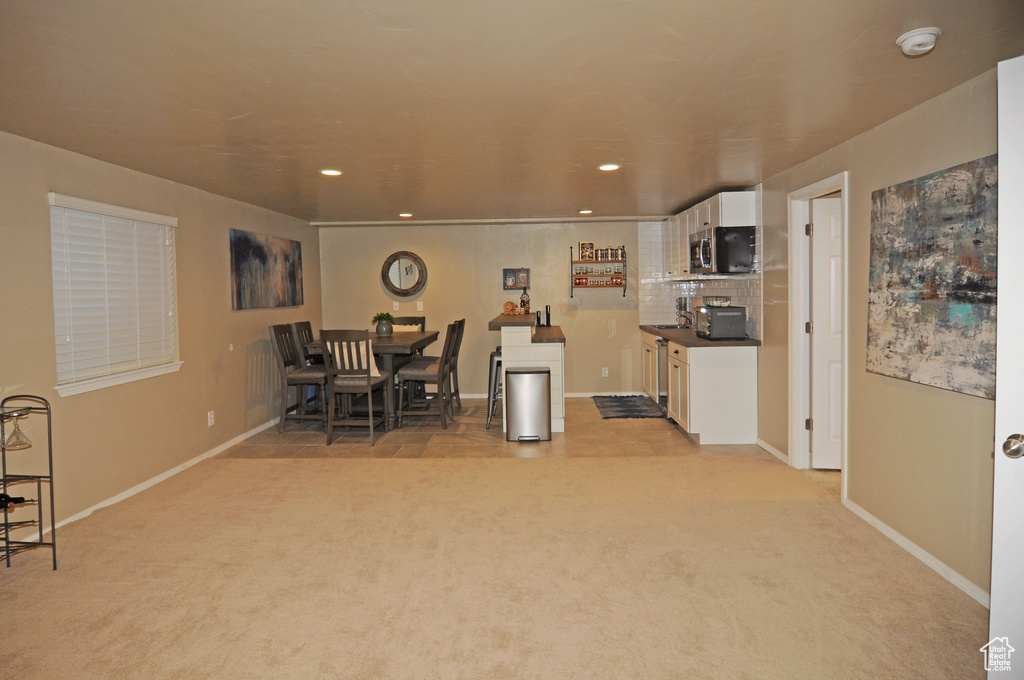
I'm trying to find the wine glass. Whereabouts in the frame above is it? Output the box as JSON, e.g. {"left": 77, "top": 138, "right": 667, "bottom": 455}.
{"left": 3, "top": 416, "right": 32, "bottom": 450}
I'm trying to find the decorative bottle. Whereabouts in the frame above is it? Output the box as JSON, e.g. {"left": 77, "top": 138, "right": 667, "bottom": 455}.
{"left": 520, "top": 288, "right": 530, "bottom": 313}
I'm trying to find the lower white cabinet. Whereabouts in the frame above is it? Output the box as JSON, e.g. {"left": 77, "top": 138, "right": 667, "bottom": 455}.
{"left": 665, "top": 341, "right": 757, "bottom": 445}
{"left": 641, "top": 332, "right": 659, "bottom": 401}
{"left": 666, "top": 343, "right": 688, "bottom": 431}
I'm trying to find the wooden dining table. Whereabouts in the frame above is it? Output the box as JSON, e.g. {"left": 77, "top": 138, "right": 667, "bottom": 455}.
{"left": 306, "top": 330, "right": 439, "bottom": 430}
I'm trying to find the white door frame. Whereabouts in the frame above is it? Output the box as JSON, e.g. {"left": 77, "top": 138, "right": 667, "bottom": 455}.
{"left": 787, "top": 172, "right": 850, "bottom": 487}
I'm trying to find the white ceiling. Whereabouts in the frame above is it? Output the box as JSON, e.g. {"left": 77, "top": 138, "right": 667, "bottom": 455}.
{"left": 2, "top": 1, "right": 1023, "bottom": 224}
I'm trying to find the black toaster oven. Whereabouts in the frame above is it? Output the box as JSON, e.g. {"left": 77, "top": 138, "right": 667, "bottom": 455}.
{"left": 695, "top": 306, "right": 747, "bottom": 340}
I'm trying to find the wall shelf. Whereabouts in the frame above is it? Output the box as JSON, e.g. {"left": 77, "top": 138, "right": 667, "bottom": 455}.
{"left": 569, "top": 247, "right": 627, "bottom": 298}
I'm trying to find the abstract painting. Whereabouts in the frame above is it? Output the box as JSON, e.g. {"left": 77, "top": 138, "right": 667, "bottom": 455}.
{"left": 230, "top": 229, "right": 303, "bottom": 310}
{"left": 866, "top": 155, "right": 998, "bottom": 398}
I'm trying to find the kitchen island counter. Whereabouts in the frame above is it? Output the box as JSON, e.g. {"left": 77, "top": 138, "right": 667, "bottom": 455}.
{"left": 490, "top": 315, "right": 565, "bottom": 433}
{"left": 489, "top": 315, "right": 565, "bottom": 344}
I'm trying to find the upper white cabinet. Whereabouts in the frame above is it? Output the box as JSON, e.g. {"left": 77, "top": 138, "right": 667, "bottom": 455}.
{"left": 697, "top": 191, "right": 756, "bottom": 230}
{"left": 662, "top": 214, "right": 686, "bottom": 278}
{"left": 663, "top": 190, "right": 755, "bottom": 280}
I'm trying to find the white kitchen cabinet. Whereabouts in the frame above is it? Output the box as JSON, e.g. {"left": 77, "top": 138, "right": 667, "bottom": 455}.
{"left": 665, "top": 340, "right": 757, "bottom": 444}
{"left": 698, "top": 191, "right": 756, "bottom": 230}
{"left": 664, "top": 192, "right": 752, "bottom": 281}
{"left": 666, "top": 342, "right": 688, "bottom": 431}
{"left": 677, "top": 210, "right": 691, "bottom": 275}
{"left": 662, "top": 214, "right": 686, "bottom": 278}
{"left": 641, "top": 332, "right": 660, "bottom": 401}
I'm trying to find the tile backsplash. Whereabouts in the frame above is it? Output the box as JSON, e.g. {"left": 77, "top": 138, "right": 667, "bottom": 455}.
{"left": 637, "top": 221, "right": 763, "bottom": 340}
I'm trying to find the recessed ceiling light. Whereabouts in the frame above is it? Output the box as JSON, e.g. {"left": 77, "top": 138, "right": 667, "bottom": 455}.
{"left": 896, "top": 27, "right": 941, "bottom": 56}
{"left": 579, "top": 209, "right": 593, "bottom": 215}
{"left": 320, "top": 169, "right": 342, "bottom": 176}
{"left": 598, "top": 164, "right": 620, "bottom": 172}
{"left": 399, "top": 213, "right": 413, "bottom": 218}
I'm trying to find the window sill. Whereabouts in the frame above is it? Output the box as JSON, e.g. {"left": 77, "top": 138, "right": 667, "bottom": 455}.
{"left": 55, "top": 361, "right": 183, "bottom": 397}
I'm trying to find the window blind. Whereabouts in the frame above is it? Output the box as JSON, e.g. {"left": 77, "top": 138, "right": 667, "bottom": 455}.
{"left": 49, "top": 193, "right": 180, "bottom": 394}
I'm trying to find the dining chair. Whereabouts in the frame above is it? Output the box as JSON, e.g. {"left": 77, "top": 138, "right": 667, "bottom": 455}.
{"left": 392, "top": 316, "right": 427, "bottom": 366}
{"left": 396, "top": 322, "right": 458, "bottom": 429}
{"left": 391, "top": 315, "right": 428, "bottom": 401}
{"left": 269, "top": 324, "right": 327, "bottom": 432}
{"left": 448, "top": 318, "right": 466, "bottom": 412}
{"left": 291, "top": 320, "right": 321, "bottom": 364}
{"left": 321, "top": 329, "right": 390, "bottom": 445}
{"left": 403, "top": 318, "right": 464, "bottom": 417}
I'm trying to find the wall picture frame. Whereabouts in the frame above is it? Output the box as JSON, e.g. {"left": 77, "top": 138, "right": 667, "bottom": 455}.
{"left": 503, "top": 268, "right": 530, "bottom": 290}
{"left": 865, "top": 154, "right": 998, "bottom": 398}
{"left": 230, "top": 229, "right": 304, "bottom": 310}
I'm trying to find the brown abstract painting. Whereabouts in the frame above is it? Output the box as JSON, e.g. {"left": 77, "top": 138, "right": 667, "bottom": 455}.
{"left": 866, "top": 155, "right": 998, "bottom": 398}
{"left": 230, "top": 229, "right": 303, "bottom": 310}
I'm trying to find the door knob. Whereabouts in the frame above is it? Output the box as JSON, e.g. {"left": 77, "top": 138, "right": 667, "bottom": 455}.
{"left": 1003, "top": 434, "right": 1024, "bottom": 459}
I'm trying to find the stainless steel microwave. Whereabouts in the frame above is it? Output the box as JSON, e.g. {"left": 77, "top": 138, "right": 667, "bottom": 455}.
{"left": 689, "top": 226, "right": 755, "bottom": 275}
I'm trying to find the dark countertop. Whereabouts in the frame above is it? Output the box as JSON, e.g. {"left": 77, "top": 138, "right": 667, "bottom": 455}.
{"left": 639, "top": 325, "right": 761, "bottom": 348}
{"left": 489, "top": 314, "right": 566, "bottom": 344}
{"left": 532, "top": 326, "right": 566, "bottom": 344}
{"left": 488, "top": 313, "right": 536, "bottom": 329}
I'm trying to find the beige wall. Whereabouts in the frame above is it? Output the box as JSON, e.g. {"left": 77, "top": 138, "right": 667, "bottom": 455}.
{"left": 758, "top": 71, "right": 997, "bottom": 589}
{"left": 0, "top": 131, "right": 321, "bottom": 523}
{"left": 319, "top": 223, "right": 640, "bottom": 396}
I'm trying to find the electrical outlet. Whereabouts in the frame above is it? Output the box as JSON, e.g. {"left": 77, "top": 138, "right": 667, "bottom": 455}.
{"left": 393, "top": 301, "right": 400, "bottom": 311}
{"left": 228, "top": 343, "right": 233, "bottom": 352}
{"left": 416, "top": 301, "right": 423, "bottom": 311}
{"left": 207, "top": 411, "right": 215, "bottom": 427}
{"left": 601, "top": 367, "right": 609, "bottom": 378}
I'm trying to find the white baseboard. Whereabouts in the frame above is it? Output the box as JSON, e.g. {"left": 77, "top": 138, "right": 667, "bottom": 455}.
{"left": 757, "top": 439, "right": 789, "bottom": 465}
{"left": 51, "top": 418, "right": 278, "bottom": 533}
{"left": 844, "top": 498, "right": 990, "bottom": 608}
{"left": 462, "top": 393, "right": 642, "bottom": 400}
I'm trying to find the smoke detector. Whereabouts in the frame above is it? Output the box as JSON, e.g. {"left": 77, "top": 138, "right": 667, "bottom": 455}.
{"left": 896, "top": 27, "right": 941, "bottom": 56}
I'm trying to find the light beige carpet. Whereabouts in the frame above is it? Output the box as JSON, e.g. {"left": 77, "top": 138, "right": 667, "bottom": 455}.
{"left": 0, "top": 455, "right": 988, "bottom": 679}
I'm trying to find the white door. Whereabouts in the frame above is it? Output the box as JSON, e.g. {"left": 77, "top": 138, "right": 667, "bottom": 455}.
{"left": 989, "top": 54, "right": 1024, "bottom": 672}
{"left": 810, "top": 197, "right": 843, "bottom": 469}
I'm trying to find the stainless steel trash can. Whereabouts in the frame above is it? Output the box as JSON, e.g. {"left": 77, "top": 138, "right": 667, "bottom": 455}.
{"left": 505, "top": 367, "right": 551, "bottom": 442}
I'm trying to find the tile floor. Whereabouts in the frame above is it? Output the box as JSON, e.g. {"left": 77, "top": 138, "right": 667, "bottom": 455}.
{"left": 219, "top": 397, "right": 823, "bottom": 467}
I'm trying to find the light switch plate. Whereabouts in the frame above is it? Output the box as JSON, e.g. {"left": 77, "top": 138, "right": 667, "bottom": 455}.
{"left": 393, "top": 301, "right": 400, "bottom": 311}
{"left": 416, "top": 301, "right": 424, "bottom": 311}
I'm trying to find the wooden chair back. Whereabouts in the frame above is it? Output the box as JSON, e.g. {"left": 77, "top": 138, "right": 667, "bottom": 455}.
{"left": 392, "top": 316, "right": 426, "bottom": 331}
{"left": 321, "top": 329, "right": 381, "bottom": 383}
{"left": 270, "top": 324, "right": 302, "bottom": 372}
{"left": 291, "top": 321, "right": 315, "bottom": 361}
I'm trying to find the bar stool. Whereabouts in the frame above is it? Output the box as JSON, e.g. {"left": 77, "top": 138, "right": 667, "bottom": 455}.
{"left": 486, "top": 347, "right": 502, "bottom": 429}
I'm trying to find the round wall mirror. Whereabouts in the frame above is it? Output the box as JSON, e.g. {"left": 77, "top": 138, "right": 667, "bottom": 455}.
{"left": 381, "top": 251, "right": 427, "bottom": 297}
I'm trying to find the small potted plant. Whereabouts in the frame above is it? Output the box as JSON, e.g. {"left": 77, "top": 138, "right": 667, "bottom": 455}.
{"left": 371, "top": 312, "right": 395, "bottom": 337}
